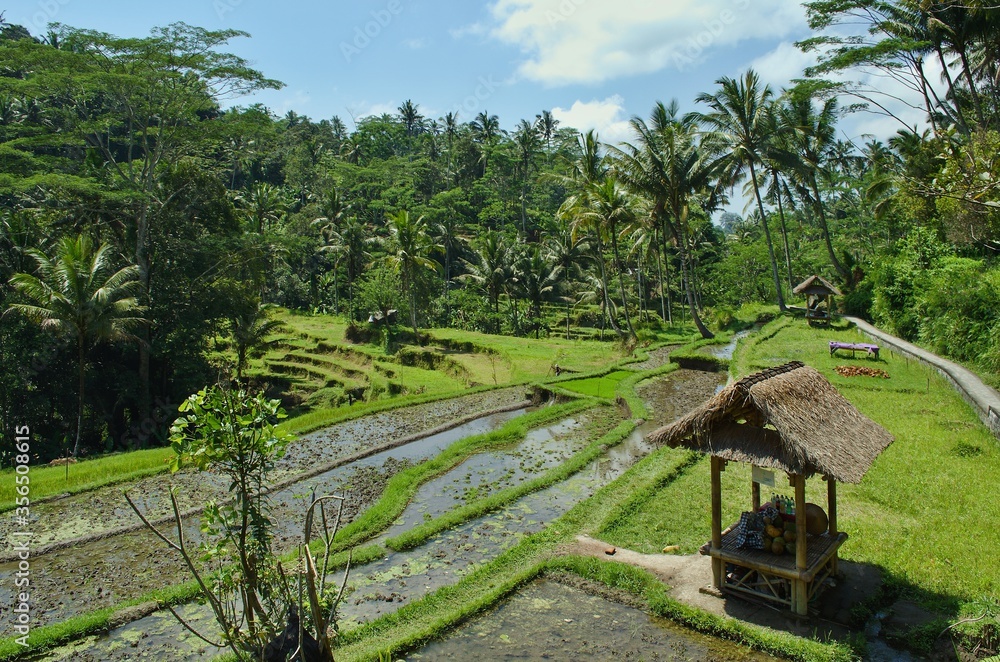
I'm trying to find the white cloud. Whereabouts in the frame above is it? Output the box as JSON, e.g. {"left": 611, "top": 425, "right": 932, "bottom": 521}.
{"left": 403, "top": 37, "right": 429, "bottom": 50}
{"left": 748, "top": 41, "right": 817, "bottom": 91}
{"left": 485, "top": 0, "right": 807, "bottom": 86}
{"left": 275, "top": 90, "right": 312, "bottom": 115}
{"left": 351, "top": 100, "right": 398, "bottom": 121}
{"left": 551, "top": 95, "right": 633, "bottom": 147}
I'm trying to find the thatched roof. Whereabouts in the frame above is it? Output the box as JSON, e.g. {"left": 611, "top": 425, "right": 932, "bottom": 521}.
{"left": 793, "top": 275, "right": 842, "bottom": 297}
{"left": 647, "top": 362, "right": 893, "bottom": 483}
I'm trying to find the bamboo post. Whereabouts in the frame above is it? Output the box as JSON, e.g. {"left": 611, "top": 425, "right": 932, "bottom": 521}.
{"left": 793, "top": 473, "right": 808, "bottom": 615}
{"left": 711, "top": 456, "right": 724, "bottom": 589}
{"left": 751, "top": 478, "right": 760, "bottom": 511}
{"left": 827, "top": 474, "right": 838, "bottom": 575}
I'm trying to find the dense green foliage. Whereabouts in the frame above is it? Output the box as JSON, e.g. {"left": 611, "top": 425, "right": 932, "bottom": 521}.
{"left": 3, "top": 3, "right": 1000, "bottom": 462}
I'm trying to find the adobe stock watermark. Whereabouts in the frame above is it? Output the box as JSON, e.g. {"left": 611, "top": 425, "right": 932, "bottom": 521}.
{"left": 544, "top": 0, "right": 588, "bottom": 27}
{"left": 671, "top": 0, "right": 750, "bottom": 71}
{"left": 448, "top": 75, "right": 504, "bottom": 118}
{"left": 19, "top": 0, "right": 71, "bottom": 37}
{"left": 340, "top": 0, "right": 405, "bottom": 64}
{"left": 213, "top": 0, "right": 244, "bottom": 21}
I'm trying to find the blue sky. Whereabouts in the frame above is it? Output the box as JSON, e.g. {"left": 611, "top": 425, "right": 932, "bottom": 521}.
{"left": 9, "top": 0, "right": 928, "bottom": 175}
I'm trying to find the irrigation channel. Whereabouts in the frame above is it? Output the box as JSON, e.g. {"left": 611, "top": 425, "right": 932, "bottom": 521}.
{"left": 16, "top": 356, "right": 739, "bottom": 661}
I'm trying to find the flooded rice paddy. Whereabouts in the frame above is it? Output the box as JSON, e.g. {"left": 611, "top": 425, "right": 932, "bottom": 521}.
{"left": 19, "top": 367, "right": 732, "bottom": 660}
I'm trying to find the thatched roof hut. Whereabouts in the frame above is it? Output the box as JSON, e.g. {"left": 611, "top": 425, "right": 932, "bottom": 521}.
{"left": 792, "top": 275, "right": 842, "bottom": 297}
{"left": 648, "top": 361, "right": 893, "bottom": 483}
{"left": 647, "top": 361, "right": 894, "bottom": 614}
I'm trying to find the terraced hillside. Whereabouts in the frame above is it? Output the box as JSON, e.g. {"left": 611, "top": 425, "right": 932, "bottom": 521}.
{"left": 245, "top": 310, "right": 630, "bottom": 411}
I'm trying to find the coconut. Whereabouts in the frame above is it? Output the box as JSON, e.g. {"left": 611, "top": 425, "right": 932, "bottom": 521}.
{"left": 805, "top": 503, "right": 829, "bottom": 535}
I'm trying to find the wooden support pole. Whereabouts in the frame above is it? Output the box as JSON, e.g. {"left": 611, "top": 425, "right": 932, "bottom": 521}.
{"left": 711, "top": 456, "right": 723, "bottom": 589}
{"left": 826, "top": 475, "right": 837, "bottom": 536}
{"left": 793, "top": 473, "right": 808, "bottom": 615}
{"left": 751, "top": 478, "right": 760, "bottom": 511}
{"left": 827, "top": 475, "right": 839, "bottom": 576}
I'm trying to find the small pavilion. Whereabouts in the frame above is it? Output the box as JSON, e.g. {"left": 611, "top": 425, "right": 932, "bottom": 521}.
{"left": 648, "top": 361, "right": 893, "bottom": 615}
{"left": 794, "top": 275, "right": 842, "bottom": 325}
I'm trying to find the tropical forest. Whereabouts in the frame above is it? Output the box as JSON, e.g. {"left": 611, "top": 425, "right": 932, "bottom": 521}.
{"left": 0, "top": 2, "right": 998, "bottom": 661}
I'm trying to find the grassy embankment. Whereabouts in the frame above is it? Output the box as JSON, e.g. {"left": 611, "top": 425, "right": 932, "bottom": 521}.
{"left": 599, "top": 315, "right": 1000, "bottom": 653}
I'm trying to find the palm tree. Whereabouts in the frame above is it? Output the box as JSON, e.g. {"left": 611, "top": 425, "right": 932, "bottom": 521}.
{"left": 610, "top": 101, "right": 717, "bottom": 339}
{"left": 231, "top": 303, "right": 284, "bottom": 381}
{"left": 535, "top": 110, "right": 559, "bottom": 162}
{"left": 553, "top": 130, "right": 625, "bottom": 338}
{"left": 545, "top": 225, "right": 592, "bottom": 338}
{"left": 691, "top": 70, "right": 786, "bottom": 311}
{"left": 239, "top": 182, "right": 288, "bottom": 234}
{"left": 779, "top": 91, "right": 850, "bottom": 281}
{"left": 381, "top": 211, "right": 440, "bottom": 342}
{"left": 463, "top": 230, "right": 512, "bottom": 334}
{"left": 514, "top": 119, "right": 542, "bottom": 235}
{"left": 580, "top": 178, "right": 638, "bottom": 341}
{"left": 6, "top": 234, "right": 145, "bottom": 457}
{"left": 471, "top": 111, "right": 501, "bottom": 174}
{"left": 515, "top": 244, "right": 561, "bottom": 338}
{"left": 397, "top": 99, "right": 425, "bottom": 137}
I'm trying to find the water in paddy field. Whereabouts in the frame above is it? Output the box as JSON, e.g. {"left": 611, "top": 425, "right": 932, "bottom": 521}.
{"left": 0, "top": 408, "right": 529, "bottom": 630}
{"left": 704, "top": 328, "right": 756, "bottom": 361}
{"left": 29, "top": 369, "right": 727, "bottom": 660}
{"left": 412, "top": 579, "right": 781, "bottom": 661}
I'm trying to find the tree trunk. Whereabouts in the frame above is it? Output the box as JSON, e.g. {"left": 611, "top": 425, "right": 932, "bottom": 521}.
{"left": 594, "top": 233, "right": 624, "bottom": 338}
{"left": 774, "top": 176, "right": 794, "bottom": 289}
{"left": 749, "top": 161, "right": 786, "bottom": 311}
{"left": 610, "top": 221, "right": 637, "bottom": 341}
{"left": 809, "top": 176, "right": 849, "bottom": 282}
{"left": 73, "top": 341, "right": 84, "bottom": 458}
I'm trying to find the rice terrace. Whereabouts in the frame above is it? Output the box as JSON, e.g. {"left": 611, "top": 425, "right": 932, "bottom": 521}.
{"left": 2, "top": 2, "right": 1000, "bottom": 661}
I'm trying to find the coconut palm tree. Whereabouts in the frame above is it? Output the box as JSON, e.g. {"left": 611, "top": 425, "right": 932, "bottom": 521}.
{"left": 381, "top": 211, "right": 440, "bottom": 342}
{"left": 535, "top": 109, "right": 559, "bottom": 162}
{"left": 690, "top": 70, "right": 786, "bottom": 310}
{"left": 397, "top": 99, "right": 425, "bottom": 137}
{"left": 515, "top": 244, "right": 561, "bottom": 338}
{"left": 545, "top": 225, "right": 592, "bottom": 338}
{"left": 779, "top": 91, "right": 850, "bottom": 282}
{"left": 513, "top": 119, "right": 542, "bottom": 235}
{"left": 230, "top": 303, "right": 284, "bottom": 382}
{"left": 579, "top": 178, "right": 638, "bottom": 341}
{"left": 6, "top": 234, "right": 145, "bottom": 456}
{"left": 463, "top": 230, "right": 512, "bottom": 334}
{"left": 610, "top": 101, "right": 717, "bottom": 339}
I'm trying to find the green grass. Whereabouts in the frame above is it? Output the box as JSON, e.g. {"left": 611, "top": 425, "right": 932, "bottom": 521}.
{"left": 607, "top": 314, "right": 1000, "bottom": 615}
{"left": 556, "top": 370, "right": 634, "bottom": 398}
{"left": 0, "top": 448, "right": 174, "bottom": 514}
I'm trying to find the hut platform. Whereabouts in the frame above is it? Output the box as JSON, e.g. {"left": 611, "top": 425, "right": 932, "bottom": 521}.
{"left": 712, "top": 529, "right": 846, "bottom": 611}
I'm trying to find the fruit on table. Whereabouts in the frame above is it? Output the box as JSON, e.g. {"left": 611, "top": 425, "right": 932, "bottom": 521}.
{"left": 771, "top": 538, "right": 785, "bottom": 555}
{"left": 804, "top": 503, "right": 829, "bottom": 535}
{"left": 783, "top": 529, "right": 796, "bottom": 543}
{"left": 765, "top": 524, "right": 783, "bottom": 539}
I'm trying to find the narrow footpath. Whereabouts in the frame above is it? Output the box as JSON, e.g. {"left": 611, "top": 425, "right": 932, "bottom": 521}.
{"left": 847, "top": 316, "right": 1000, "bottom": 440}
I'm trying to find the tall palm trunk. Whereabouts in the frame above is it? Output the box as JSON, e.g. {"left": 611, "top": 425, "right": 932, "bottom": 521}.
{"left": 673, "top": 212, "right": 713, "bottom": 339}
{"left": 74, "top": 341, "right": 85, "bottom": 457}
{"left": 808, "top": 176, "right": 848, "bottom": 281}
{"left": 609, "top": 220, "right": 637, "bottom": 341}
{"left": 774, "top": 175, "right": 794, "bottom": 289}
{"left": 593, "top": 233, "right": 625, "bottom": 338}
{"left": 749, "top": 161, "right": 786, "bottom": 311}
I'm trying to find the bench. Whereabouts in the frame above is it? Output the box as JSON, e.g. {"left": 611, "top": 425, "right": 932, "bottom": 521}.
{"left": 829, "top": 341, "right": 879, "bottom": 360}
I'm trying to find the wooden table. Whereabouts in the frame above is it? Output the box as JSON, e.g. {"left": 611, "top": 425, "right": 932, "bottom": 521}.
{"left": 709, "top": 529, "right": 847, "bottom": 614}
